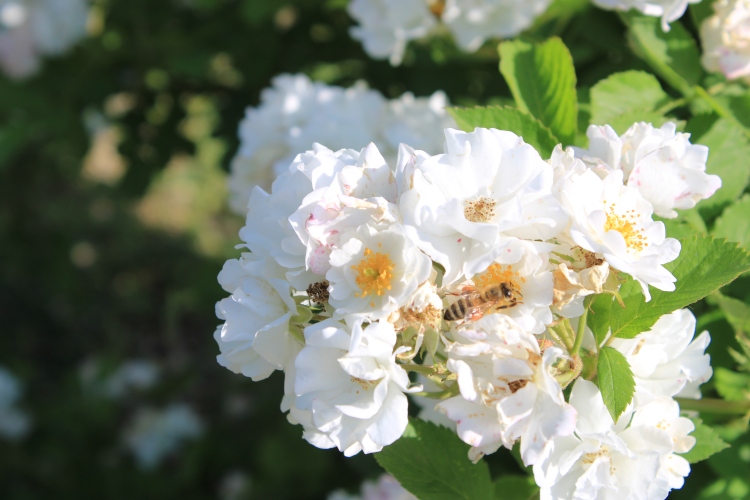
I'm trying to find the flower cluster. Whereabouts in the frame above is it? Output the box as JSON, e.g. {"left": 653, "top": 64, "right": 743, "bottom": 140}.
{"left": 347, "top": 0, "right": 553, "bottom": 65}
{"left": 215, "top": 122, "right": 716, "bottom": 498}
{"left": 0, "top": 0, "right": 89, "bottom": 79}
{"left": 347, "top": 0, "right": 694, "bottom": 65}
{"left": 328, "top": 474, "right": 416, "bottom": 500}
{"left": 701, "top": 0, "right": 750, "bottom": 81}
{"left": 228, "top": 73, "right": 454, "bottom": 214}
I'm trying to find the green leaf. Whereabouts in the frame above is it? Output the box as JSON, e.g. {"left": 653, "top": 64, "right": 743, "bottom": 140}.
{"left": 493, "top": 475, "right": 539, "bottom": 500}
{"left": 697, "top": 477, "right": 750, "bottom": 499}
{"left": 714, "top": 195, "right": 750, "bottom": 250}
{"left": 681, "top": 419, "right": 730, "bottom": 463}
{"left": 715, "top": 293, "right": 750, "bottom": 334}
{"left": 714, "top": 367, "right": 750, "bottom": 402}
{"left": 589, "top": 236, "right": 750, "bottom": 340}
{"left": 447, "top": 106, "right": 560, "bottom": 157}
{"left": 659, "top": 209, "right": 707, "bottom": 240}
{"left": 589, "top": 71, "right": 670, "bottom": 131}
{"left": 597, "top": 346, "right": 635, "bottom": 422}
{"left": 624, "top": 14, "right": 702, "bottom": 96}
{"left": 689, "top": 119, "right": 750, "bottom": 212}
{"left": 375, "top": 419, "right": 494, "bottom": 500}
{"left": 498, "top": 37, "right": 578, "bottom": 145}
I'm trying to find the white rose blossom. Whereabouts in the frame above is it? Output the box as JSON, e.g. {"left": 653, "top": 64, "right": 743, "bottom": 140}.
{"left": 534, "top": 380, "right": 695, "bottom": 500}
{"left": 294, "top": 319, "right": 420, "bottom": 456}
{"left": 214, "top": 256, "right": 301, "bottom": 380}
{"left": 327, "top": 223, "right": 432, "bottom": 322}
{"left": 399, "top": 127, "right": 566, "bottom": 285}
{"left": 555, "top": 166, "right": 680, "bottom": 300}
{"left": 701, "top": 0, "right": 750, "bottom": 81}
{"left": 228, "top": 74, "right": 453, "bottom": 214}
{"left": 610, "top": 308, "right": 712, "bottom": 404}
{"left": 437, "top": 315, "right": 576, "bottom": 464}
{"left": 442, "top": 0, "right": 553, "bottom": 51}
{"left": 574, "top": 122, "right": 721, "bottom": 218}
{"left": 590, "top": 0, "right": 699, "bottom": 31}
{"left": 347, "top": 0, "right": 437, "bottom": 65}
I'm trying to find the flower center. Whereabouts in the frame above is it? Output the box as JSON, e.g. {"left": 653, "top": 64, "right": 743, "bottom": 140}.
{"left": 351, "top": 376, "right": 379, "bottom": 392}
{"left": 582, "top": 447, "right": 615, "bottom": 475}
{"left": 352, "top": 247, "right": 394, "bottom": 298}
{"left": 603, "top": 203, "right": 647, "bottom": 252}
{"left": 464, "top": 197, "right": 497, "bottom": 223}
{"left": 474, "top": 263, "right": 525, "bottom": 288}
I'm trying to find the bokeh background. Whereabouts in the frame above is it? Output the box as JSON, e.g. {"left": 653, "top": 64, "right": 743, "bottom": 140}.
{"left": 1, "top": 0, "right": 747, "bottom": 498}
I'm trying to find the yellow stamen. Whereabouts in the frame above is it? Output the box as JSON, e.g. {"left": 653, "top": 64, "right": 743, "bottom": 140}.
{"left": 604, "top": 203, "right": 647, "bottom": 252}
{"left": 474, "top": 263, "right": 525, "bottom": 288}
{"left": 351, "top": 247, "right": 395, "bottom": 298}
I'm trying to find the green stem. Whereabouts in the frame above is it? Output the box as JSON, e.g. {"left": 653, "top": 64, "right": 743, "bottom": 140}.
{"left": 676, "top": 397, "right": 750, "bottom": 415}
{"left": 571, "top": 300, "right": 590, "bottom": 356}
{"left": 692, "top": 86, "right": 750, "bottom": 138}
{"left": 654, "top": 97, "right": 688, "bottom": 115}
{"left": 401, "top": 364, "right": 437, "bottom": 375}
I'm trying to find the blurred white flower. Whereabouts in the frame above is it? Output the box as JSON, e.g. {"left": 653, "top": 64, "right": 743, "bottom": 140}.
{"left": 610, "top": 308, "right": 712, "bottom": 404}
{"left": 0, "top": 0, "right": 88, "bottom": 79}
{"left": 575, "top": 123, "right": 721, "bottom": 218}
{"left": 228, "top": 74, "right": 453, "bottom": 214}
{"left": 347, "top": 0, "right": 437, "bottom": 65}
{"left": 123, "top": 404, "right": 203, "bottom": 469}
{"left": 294, "top": 319, "right": 420, "bottom": 456}
{"left": 533, "top": 380, "right": 694, "bottom": 500}
{"left": 328, "top": 474, "right": 417, "bottom": 500}
{"left": 555, "top": 167, "right": 680, "bottom": 300}
{"left": 591, "top": 0, "right": 699, "bottom": 31}
{"left": 442, "top": 0, "right": 553, "bottom": 51}
{"left": 399, "top": 127, "right": 565, "bottom": 285}
{"left": 214, "top": 256, "right": 300, "bottom": 380}
{"left": 0, "top": 367, "right": 31, "bottom": 441}
{"left": 701, "top": 0, "right": 750, "bottom": 80}
{"left": 437, "top": 315, "right": 576, "bottom": 464}
{"left": 79, "top": 359, "right": 160, "bottom": 399}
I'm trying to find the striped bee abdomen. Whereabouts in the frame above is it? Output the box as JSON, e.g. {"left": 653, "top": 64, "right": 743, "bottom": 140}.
{"left": 443, "top": 299, "right": 468, "bottom": 321}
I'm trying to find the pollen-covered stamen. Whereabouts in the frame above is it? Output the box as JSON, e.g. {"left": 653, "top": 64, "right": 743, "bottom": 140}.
{"left": 474, "top": 263, "right": 526, "bottom": 289}
{"left": 603, "top": 203, "right": 648, "bottom": 252}
{"left": 464, "top": 197, "right": 497, "bottom": 223}
{"left": 428, "top": 0, "right": 445, "bottom": 18}
{"left": 351, "top": 247, "right": 395, "bottom": 298}
{"left": 351, "top": 376, "right": 379, "bottom": 392}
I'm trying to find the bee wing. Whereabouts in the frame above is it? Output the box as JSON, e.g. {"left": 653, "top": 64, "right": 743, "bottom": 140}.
{"left": 467, "top": 300, "right": 497, "bottom": 319}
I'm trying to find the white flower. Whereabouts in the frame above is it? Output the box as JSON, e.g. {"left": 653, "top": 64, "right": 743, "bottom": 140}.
{"left": 0, "top": 367, "right": 31, "bottom": 441}
{"left": 123, "top": 404, "right": 203, "bottom": 469}
{"left": 0, "top": 0, "right": 88, "bottom": 79}
{"left": 400, "top": 127, "right": 566, "bottom": 285}
{"left": 327, "top": 223, "right": 432, "bottom": 321}
{"left": 228, "top": 74, "right": 386, "bottom": 213}
{"left": 293, "top": 319, "right": 419, "bottom": 456}
{"left": 347, "top": 0, "right": 437, "bottom": 65}
{"left": 533, "top": 380, "right": 694, "bottom": 500}
{"left": 701, "top": 0, "right": 750, "bottom": 80}
{"left": 289, "top": 143, "right": 400, "bottom": 279}
{"left": 436, "top": 315, "right": 576, "bottom": 465}
{"left": 450, "top": 238, "right": 554, "bottom": 334}
{"left": 382, "top": 90, "right": 455, "bottom": 155}
{"left": 227, "top": 73, "right": 453, "bottom": 215}
{"left": 575, "top": 123, "right": 721, "bottom": 218}
{"left": 442, "top": 0, "right": 553, "bottom": 51}
{"left": 610, "top": 308, "right": 712, "bottom": 404}
{"left": 590, "top": 0, "right": 699, "bottom": 31}
{"left": 79, "top": 359, "right": 160, "bottom": 399}
{"left": 214, "top": 256, "right": 301, "bottom": 380}
{"left": 556, "top": 167, "right": 680, "bottom": 300}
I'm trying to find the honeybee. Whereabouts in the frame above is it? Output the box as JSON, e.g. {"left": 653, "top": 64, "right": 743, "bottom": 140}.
{"left": 443, "top": 282, "right": 523, "bottom": 322}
